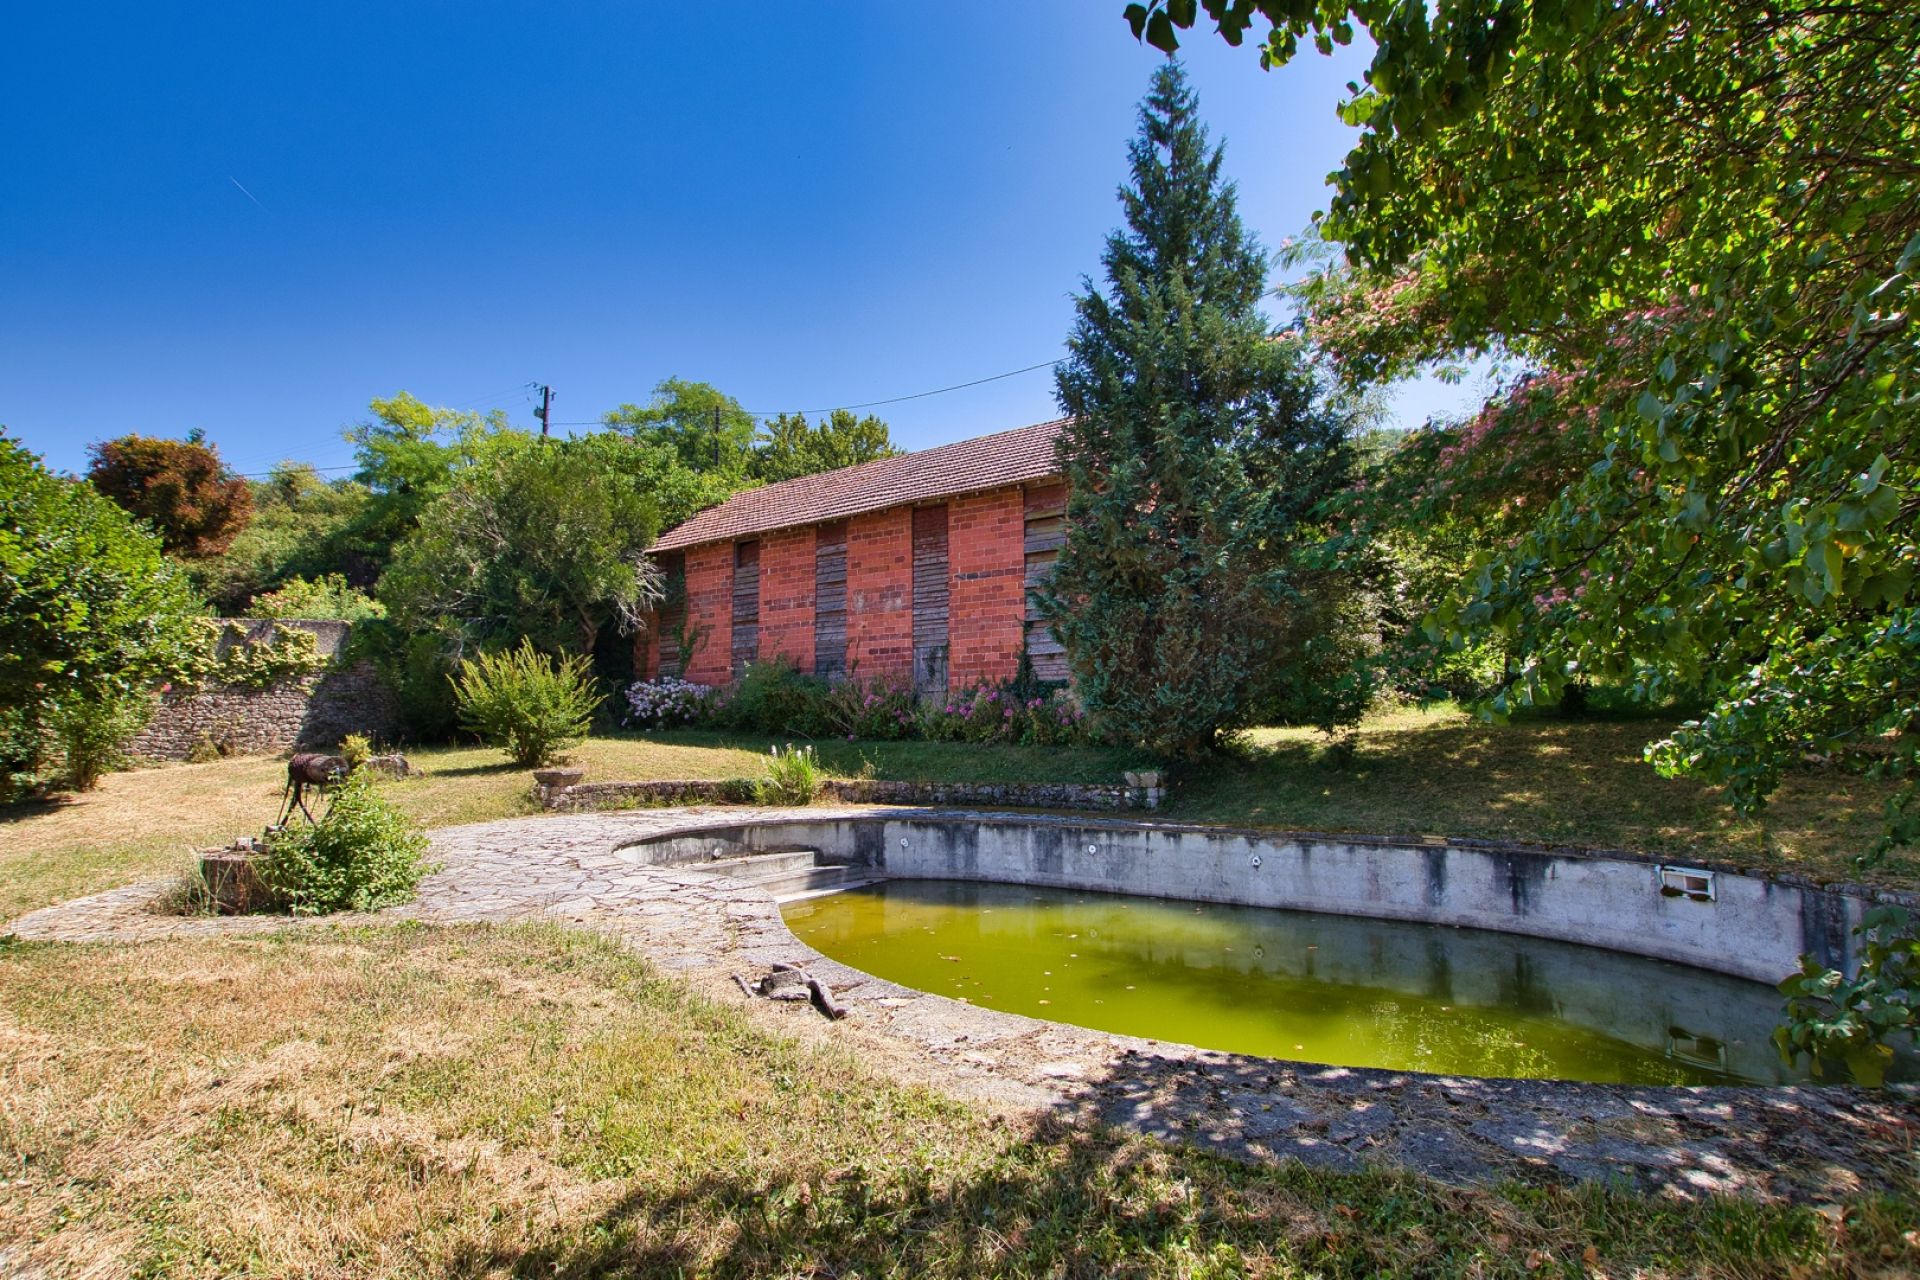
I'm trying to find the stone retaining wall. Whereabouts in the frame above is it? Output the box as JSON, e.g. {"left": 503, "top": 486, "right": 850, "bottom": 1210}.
{"left": 129, "top": 619, "right": 399, "bottom": 761}
{"left": 545, "top": 777, "right": 1146, "bottom": 813}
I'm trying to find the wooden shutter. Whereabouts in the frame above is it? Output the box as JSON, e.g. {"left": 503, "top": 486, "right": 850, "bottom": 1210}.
{"left": 813, "top": 521, "right": 847, "bottom": 680}
{"left": 911, "top": 505, "right": 949, "bottom": 696}
{"left": 731, "top": 540, "right": 760, "bottom": 677}
{"left": 1023, "top": 484, "right": 1069, "bottom": 682}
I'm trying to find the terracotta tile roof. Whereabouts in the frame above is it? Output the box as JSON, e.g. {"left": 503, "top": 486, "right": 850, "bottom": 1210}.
{"left": 653, "top": 417, "right": 1068, "bottom": 552}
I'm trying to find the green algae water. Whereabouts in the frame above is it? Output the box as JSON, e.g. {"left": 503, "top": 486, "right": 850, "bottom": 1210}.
{"left": 783, "top": 879, "right": 1814, "bottom": 1085}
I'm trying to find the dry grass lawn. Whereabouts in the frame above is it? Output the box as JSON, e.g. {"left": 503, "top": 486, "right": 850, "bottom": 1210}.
{"left": 3, "top": 923, "right": 1914, "bottom": 1278}
{"left": 2, "top": 719, "right": 1917, "bottom": 1275}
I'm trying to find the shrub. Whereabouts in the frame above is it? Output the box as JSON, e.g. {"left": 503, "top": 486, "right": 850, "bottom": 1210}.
{"left": 1776, "top": 905, "right": 1920, "bottom": 1087}
{"left": 624, "top": 676, "right": 715, "bottom": 729}
{"left": 822, "top": 675, "right": 919, "bottom": 740}
{"left": 260, "top": 769, "right": 432, "bottom": 915}
{"left": 712, "top": 660, "right": 832, "bottom": 737}
{"left": 50, "top": 692, "right": 153, "bottom": 791}
{"left": 1018, "top": 690, "right": 1092, "bottom": 747}
{"left": 340, "top": 732, "right": 374, "bottom": 771}
{"left": 754, "top": 743, "right": 824, "bottom": 806}
{"left": 452, "top": 640, "right": 603, "bottom": 766}
{"left": 921, "top": 682, "right": 1094, "bottom": 747}
{"left": 250, "top": 572, "right": 386, "bottom": 622}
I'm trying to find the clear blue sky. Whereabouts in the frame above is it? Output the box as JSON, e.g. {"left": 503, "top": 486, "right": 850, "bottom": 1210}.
{"left": 2, "top": 1, "right": 1478, "bottom": 479}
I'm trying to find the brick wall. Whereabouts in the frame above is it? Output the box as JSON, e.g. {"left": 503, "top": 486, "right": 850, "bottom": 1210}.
{"left": 681, "top": 541, "right": 734, "bottom": 686}
{"left": 846, "top": 506, "right": 913, "bottom": 682}
{"left": 948, "top": 485, "right": 1027, "bottom": 689}
{"left": 758, "top": 525, "right": 815, "bottom": 672}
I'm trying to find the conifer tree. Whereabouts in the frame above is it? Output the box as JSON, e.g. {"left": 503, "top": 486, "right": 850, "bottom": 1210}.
{"left": 1036, "top": 61, "right": 1353, "bottom": 759}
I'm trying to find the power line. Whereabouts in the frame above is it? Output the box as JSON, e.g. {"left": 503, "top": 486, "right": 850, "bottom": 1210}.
{"left": 228, "top": 357, "right": 1065, "bottom": 476}
{"left": 549, "top": 354, "right": 1064, "bottom": 428}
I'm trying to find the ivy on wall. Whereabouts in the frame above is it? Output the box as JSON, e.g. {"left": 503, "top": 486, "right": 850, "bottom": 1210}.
{"left": 183, "top": 621, "right": 333, "bottom": 691}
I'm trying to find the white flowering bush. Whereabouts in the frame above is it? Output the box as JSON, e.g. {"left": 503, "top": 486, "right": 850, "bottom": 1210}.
{"left": 624, "top": 677, "right": 715, "bottom": 729}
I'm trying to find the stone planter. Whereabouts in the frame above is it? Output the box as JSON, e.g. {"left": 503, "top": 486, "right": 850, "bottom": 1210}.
{"left": 198, "top": 845, "right": 277, "bottom": 914}
{"left": 532, "top": 767, "right": 586, "bottom": 807}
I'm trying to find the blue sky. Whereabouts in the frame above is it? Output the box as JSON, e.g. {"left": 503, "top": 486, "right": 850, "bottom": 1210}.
{"left": 2, "top": 2, "right": 1481, "bottom": 479}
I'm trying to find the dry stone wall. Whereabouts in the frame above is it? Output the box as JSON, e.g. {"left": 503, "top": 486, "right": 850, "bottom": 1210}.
{"left": 543, "top": 776, "right": 1149, "bottom": 813}
{"left": 129, "top": 619, "right": 399, "bottom": 761}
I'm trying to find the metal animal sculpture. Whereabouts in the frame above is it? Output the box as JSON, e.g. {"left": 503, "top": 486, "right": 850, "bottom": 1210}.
{"left": 277, "top": 752, "right": 347, "bottom": 826}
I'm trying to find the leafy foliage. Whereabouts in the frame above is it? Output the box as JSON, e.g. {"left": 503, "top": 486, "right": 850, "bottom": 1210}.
{"left": 0, "top": 433, "right": 204, "bottom": 796}
{"left": 85, "top": 433, "right": 253, "bottom": 558}
{"left": 344, "top": 620, "right": 464, "bottom": 742}
{"left": 1132, "top": 0, "right": 1920, "bottom": 852}
{"left": 379, "top": 431, "right": 726, "bottom": 655}
{"left": 1776, "top": 906, "right": 1920, "bottom": 1087}
{"left": 48, "top": 690, "right": 153, "bottom": 791}
{"left": 709, "top": 661, "right": 836, "bottom": 738}
{"left": 754, "top": 409, "right": 897, "bottom": 481}
{"left": 249, "top": 572, "right": 385, "bottom": 622}
{"left": 754, "top": 743, "right": 825, "bottom": 806}
{"left": 259, "top": 768, "right": 432, "bottom": 915}
{"left": 194, "top": 622, "right": 332, "bottom": 690}
{"left": 1035, "top": 61, "right": 1357, "bottom": 759}
{"left": 603, "top": 378, "right": 761, "bottom": 475}
{"left": 346, "top": 392, "right": 511, "bottom": 573}
{"left": 451, "top": 640, "right": 603, "bottom": 767}
{"left": 186, "top": 463, "right": 375, "bottom": 612}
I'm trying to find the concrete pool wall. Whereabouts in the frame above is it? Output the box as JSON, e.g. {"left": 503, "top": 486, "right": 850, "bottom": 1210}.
{"left": 619, "top": 813, "right": 1908, "bottom": 985}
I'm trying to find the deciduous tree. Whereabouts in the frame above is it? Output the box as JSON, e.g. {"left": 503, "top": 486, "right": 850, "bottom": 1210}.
{"left": 2, "top": 433, "right": 203, "bottom": 793}
{"left": 754, "top": 409, "right": 897, "bottom": 482}
{"left": 1137, "top": 0, "right": 1919, "bottom": 853}
{"left": 378, "top": 432, "right": 728, "bottom": 656}
{"left": 86, "top": 433, "right": 252, "bottom": 557}
{"left": 603, "top": 378, "right": 759, "bottom": 475}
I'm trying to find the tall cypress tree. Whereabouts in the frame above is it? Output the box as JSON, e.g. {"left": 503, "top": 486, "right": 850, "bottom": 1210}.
{"left": 1036, "top": 61, "right": 1353, "bottom": 759}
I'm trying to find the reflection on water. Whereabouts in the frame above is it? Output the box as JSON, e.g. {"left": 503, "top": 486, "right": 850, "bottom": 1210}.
{"left": 783, "top": 879, "right": 1825, "bottom": 1085}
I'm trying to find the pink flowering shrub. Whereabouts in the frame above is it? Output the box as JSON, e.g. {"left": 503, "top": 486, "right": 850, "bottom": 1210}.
{"left": 822, "top": 676, "right": 918, "bottom": 741}
{"left": 920, "top": 683, "right": 1091, "bottom": 746}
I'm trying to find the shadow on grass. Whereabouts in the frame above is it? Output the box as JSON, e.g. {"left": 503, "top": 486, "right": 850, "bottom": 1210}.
{"left": 420, "top": 760, "right": 526, "bottom": 779}
{"left": 434, "top": 1042, "right": 1914, "bottom": 1280}
{"left": 0, "top": 794, "right": 79, "bottom": 826}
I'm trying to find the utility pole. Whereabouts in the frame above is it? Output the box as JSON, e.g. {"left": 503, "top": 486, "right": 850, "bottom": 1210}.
{"left": 535, "top": 384, "right": 554, "bottom": 437}
{"left": 713, "top": 404, "right": 722, "bottom": 467}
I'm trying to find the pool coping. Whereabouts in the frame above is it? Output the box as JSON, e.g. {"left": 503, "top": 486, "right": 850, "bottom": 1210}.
{"left": 7, "top": 803, "right": 1917, "bottom": 1202}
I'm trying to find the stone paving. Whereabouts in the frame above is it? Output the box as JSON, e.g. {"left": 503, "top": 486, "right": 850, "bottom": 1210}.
{"left": 8, "top": 805, "right": 1917, "bottom": 1201}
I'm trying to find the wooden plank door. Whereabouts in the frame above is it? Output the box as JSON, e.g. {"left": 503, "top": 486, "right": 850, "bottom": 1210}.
{"left": 813, "top": 521, "right": 848, "bottom": 680}
{"left": 911, "top": 505, "right": 949, "bottom": 697}
{"left": 731, "top": 540, "right": 760, "bottom": 677}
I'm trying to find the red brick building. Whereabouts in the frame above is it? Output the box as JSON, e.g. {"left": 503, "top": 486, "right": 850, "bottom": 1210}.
{"left": 636, "top": 419, "right": 1069, "bottom": 693}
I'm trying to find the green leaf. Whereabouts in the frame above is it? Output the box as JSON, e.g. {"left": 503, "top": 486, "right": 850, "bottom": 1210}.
{"left": 1146, "top": 9, "right": 1180, "bottom": 52}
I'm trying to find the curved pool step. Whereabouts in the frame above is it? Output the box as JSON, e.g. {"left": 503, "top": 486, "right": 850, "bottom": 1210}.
{"left": 696, "top": 848, "right": 883, "bottom": 903}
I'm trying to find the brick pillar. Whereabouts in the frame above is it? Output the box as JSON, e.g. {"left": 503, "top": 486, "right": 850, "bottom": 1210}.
{"left": 846, "top": 506, "right": 913, "bottom": 683}
{"left": 681, "top": 541, "right": 734, "bottom": 686}
{"left": 758, "top": 526, "right": 816, "bottom": 673}
{"left": 948, "top": 485, "right": 1027, "bottom": 689}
